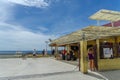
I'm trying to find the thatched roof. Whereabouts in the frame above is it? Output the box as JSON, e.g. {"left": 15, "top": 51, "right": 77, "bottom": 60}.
{"left": 50, "top": 26, "right": 120, "bottom": 46}
{"left": 89, "top": 9, "right": 120, "bottom": 21}
{"left": 50, "top": 9, "right": 120, "bottom": 46}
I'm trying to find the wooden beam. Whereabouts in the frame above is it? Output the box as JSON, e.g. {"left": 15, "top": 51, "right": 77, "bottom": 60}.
{"left": 80, "top": 40, "right": 88, "bottom": 73}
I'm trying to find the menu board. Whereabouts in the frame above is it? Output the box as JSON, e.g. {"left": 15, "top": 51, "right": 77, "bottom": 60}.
{"left": 103, "top": 48, "right": 113, "bottom": 58}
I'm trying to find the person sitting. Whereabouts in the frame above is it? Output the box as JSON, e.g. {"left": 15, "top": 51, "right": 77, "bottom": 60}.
{"left": 66, "top": 53, "right": 70, "bottom": 61}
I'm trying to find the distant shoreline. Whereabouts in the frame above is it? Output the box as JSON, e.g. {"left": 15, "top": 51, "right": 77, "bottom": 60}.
{"left": 0, "top": 51, "right": 51, "bottom": 55}
{"left": 0, "top": 54, "right": 51, "bottom": 59}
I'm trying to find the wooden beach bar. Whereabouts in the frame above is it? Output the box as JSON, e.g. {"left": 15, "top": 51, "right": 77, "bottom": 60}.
{"left": 50, "top": 9, "right": 120, "bottom": 73}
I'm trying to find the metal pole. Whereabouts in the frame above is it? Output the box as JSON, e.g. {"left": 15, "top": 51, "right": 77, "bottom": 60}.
{"left": 97, "top": 20, "right": 100, "bottom": 26}
{"left": 45, "top": 41, "right": 49, "bottom": 54}
{"left": 46, "top": 42, "right": 47, "bottom": 54}
{"left": 111, "top": 21, "right": 114, "bottom": 27}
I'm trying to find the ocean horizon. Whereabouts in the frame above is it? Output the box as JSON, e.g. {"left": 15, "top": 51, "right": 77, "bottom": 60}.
{"left": 0, "top": 50, "right": 51, "bottom": 55}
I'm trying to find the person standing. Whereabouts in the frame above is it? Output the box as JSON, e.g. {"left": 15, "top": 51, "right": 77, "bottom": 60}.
{"left": 62, "top": 49, "right": 67, "bottom": 60}
{"left": 52, "top": 49, "right": 55, "bottom": 55}
{"left": 70, "top": 50, "right": 73, "bottom": 60}
{"left": 88, "top": 48, "right": 95, "bottom": 71}
{"left": 33, "top": 49, "right": 36, "bottom": 57}
{"left": 42, "top": 49, "right": 45, "bottom": 56}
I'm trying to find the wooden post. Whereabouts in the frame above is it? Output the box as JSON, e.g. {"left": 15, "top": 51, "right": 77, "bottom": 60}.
{"left": 114, "top": 37, "right": 117, "bottom": 57}
{"left": 67, "top": 44, "right": 70, "bottom": 53}
{"left": 80, "top": 40, "right": 88, "bottom": 73}
{"left": 55, "top": 45, "right": 58, "bottom": 55}
{"left": 96, "top": 39, "right": 100, "bottom": 70}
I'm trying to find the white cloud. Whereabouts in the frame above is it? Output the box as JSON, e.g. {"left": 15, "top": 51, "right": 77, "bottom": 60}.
{"left": 0, "top": 0, "right": 55, "bottom": 50}
{"left": 0, "top": 22, "right": 52, "bottom": 50}
{"left": 7, "top": 0, "right": 50, "bottom": 8}
{"left": 0, "top": 0, "right": 14, "bottom": 22}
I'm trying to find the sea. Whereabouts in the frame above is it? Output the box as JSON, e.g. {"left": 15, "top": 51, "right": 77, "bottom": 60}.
{"left": 0, "top": 51, "right": 51, "bottom": 55}
{"left": 0, "top": 51, "right": 52, "bottom": 58}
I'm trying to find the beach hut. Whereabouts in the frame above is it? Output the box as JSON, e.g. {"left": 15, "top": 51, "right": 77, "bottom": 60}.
{"left": 50, "top": 9, "right": 120, "bottom": 73}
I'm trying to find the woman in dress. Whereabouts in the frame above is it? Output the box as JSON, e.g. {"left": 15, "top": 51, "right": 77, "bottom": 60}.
{"left": 88, "top": 48, "right": 95, "bottom": 71}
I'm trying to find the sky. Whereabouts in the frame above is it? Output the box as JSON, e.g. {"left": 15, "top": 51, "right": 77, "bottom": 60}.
{"left": 0, "top": 0, "right": 120, "bottom": 51}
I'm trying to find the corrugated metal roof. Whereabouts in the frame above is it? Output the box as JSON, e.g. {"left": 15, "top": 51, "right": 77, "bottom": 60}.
{"left": 103, "top": 20, "right": 120, "bottom": 27}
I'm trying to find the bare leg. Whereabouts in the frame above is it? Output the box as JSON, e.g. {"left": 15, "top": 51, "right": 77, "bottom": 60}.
{"left": 89, "top": 60, "right": 92, "bottom": 71}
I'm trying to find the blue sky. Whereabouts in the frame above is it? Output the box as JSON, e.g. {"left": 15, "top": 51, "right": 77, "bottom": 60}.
{"left": 0, "top": 0, "right": 120, "bottom": 51}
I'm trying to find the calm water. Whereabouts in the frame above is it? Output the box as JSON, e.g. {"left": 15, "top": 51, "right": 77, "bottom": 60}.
{"left": 0, "top": 51, "right": 51, "bottom": 55}
{"left": 0, "top": 51, "right": 52, "bottom": 58}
